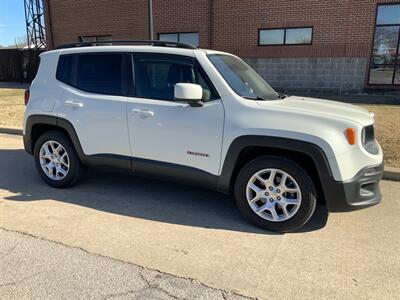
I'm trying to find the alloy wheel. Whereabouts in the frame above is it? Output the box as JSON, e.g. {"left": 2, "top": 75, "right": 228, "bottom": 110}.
{"left": 39, "top": 140, "right": 70, "bottom": 181}
{"left": 246, "top": 168, "right": 302, "bottom": 222}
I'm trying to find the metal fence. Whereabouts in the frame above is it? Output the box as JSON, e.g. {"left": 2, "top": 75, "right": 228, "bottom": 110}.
{"left": 0, "top": 49, "right": 43, "bottom": 83}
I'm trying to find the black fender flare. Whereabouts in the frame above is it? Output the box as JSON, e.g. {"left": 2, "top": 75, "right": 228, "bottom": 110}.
{"left": 24, "top": 115, "right": 85, "bottom": 159}
{"left": 24, "top": 115, "right": 131, "bottom": 171}
{"left": 216, "top": 135, "right": 335, "bottom": 196}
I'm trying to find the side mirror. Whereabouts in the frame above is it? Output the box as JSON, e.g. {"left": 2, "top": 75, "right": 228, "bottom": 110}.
{"left": 174, "top": 83, "right": 204, "bottom": 107}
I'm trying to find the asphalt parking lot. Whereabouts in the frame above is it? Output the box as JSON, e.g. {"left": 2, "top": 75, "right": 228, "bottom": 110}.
{"left": 1, "top": 133, "right": 399, "bottom": 299}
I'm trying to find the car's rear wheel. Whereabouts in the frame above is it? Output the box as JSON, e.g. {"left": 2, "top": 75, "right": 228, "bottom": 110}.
{"left": 234, "top": 156, "right": 317, "bottom": 232}
{"left": 34, "top": 130, "right": 84, "bottom": 188}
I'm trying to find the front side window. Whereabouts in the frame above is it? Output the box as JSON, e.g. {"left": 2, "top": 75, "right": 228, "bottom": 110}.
{"left": 76, "top": 53, "right": 124, "bottom": 96}
{"left": 134, "top": 54, "right": 218, "bottom": 101}
{"left": 369, "top": 4, "right": 400, "bottom": 85}
{"left": 208, "top": 54, "right": 279, "bottom": 100}
{"left": 259, "top": 27, "right": 312, "bottom": 45}
{"left": 158, "top": 32, "right": 199, "bottom": 47}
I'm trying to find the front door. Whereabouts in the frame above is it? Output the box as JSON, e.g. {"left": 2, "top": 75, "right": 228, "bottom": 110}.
{"left": 126, "top": 53, "right": 224, "bottom": 175}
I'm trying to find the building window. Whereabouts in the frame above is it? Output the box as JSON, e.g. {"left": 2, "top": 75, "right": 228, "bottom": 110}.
{"left": 369, "top": 4, "right": 400, "bottom": 85}
{"left": 259, "top": 29, "right": 285, "bottom": 45}
{"left": 79, "top": 36, "right": 112, "bottom": 43}
{"left": 158, "top": 32, "right": 199, "bottom": 47}
{"left": 259, "top": 27, "right": 313, "bottom": 46}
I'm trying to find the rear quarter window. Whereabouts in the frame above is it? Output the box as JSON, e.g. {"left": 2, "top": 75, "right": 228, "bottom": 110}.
{"left": 56, "top": 55, "right": 74, "bottom": 86}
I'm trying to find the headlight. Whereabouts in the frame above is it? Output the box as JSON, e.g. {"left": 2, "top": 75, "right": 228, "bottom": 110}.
{"left": 362, "top": 125, "right": 378, "bottom": 154}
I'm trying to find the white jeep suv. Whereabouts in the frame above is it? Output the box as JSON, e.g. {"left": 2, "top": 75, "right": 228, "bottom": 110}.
{"left": 23, "top": 40, "right": 384, "bottom": 232}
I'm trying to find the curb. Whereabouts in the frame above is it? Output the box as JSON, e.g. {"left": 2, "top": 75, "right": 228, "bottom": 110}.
{"left": 0, "top": 126, "right": 23, "bottom": 136}
{"left": 1, "top": 126, "right": 400, "bottom": 182}
{"left": 382, "top": 167, "right": 400, "bottom": 182}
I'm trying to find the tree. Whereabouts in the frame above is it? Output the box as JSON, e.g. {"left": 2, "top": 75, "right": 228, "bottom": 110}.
{"left": 13, "top": 36, "right": 28, "bottom": 48}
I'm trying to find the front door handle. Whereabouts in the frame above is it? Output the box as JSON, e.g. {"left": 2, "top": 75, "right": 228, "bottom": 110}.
{"left": 131, "top": 109, "right": 154, "bottom": 117}
{"left": 64, "top": 100, "right": 84, "bottom": 108}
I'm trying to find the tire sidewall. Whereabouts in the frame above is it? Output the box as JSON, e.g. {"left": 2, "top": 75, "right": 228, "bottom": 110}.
{"left": 34, "top": 131, "right": 81, "bottom": 188}
{"left": 234, "top": 156, "right": 316, "bottom": 232}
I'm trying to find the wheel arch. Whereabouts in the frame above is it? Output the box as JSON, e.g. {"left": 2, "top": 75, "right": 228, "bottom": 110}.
{"left": 24, "top": 115, "right": 131, "bottom": 170}
{"left": 24, "top": 115, "right": 85, "bottom": 161}
{"left": 217, "top": 136, "right": 335, "bottom": 205}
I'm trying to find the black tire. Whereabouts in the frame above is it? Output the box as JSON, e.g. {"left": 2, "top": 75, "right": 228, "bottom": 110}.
{"left": 234, "top": 156, "right": 317, "bottom": 232}
{"left": 34, "top": 130, "right": 85, "bottom": 188}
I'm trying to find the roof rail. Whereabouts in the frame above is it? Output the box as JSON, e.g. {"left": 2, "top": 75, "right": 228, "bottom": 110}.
{"left": 56, "top": 40, "right": 197, "bottom": 50}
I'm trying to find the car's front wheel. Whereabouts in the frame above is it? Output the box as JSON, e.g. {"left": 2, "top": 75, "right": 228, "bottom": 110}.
{"left": 234, "top": 156, "right": 317, "bottom": 232}
{"left": 34, "top": 130, "right": 84, "bottom": 188}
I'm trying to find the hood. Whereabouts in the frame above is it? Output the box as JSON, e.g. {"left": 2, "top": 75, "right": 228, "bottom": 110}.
{"left": 257, "top": 96, "right": 374, "bottom": 126}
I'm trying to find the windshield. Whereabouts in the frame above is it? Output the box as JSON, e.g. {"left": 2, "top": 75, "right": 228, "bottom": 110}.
{"left": 208, "top": 54, "right": 280, "bottom": 100}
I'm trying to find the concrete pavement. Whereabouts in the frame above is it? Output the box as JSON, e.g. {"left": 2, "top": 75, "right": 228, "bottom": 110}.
{"left": 1, "top": 133, "right": 399, "bottom": 299}
{"left": 0, "top": 228, "right": 247, "bottom": 300}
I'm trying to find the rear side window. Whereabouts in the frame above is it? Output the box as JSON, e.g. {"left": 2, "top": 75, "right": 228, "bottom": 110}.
{"left": 56, "top": 55, "right": 74, "bottom": 86}
{"left": 56, "top": 53, "right": 126, "bottom": 96}
{"left": 77, "top": 53, "right": 123, "bottom": 96}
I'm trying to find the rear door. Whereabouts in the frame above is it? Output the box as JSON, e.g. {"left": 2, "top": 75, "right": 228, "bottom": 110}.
{"left": 126, "top": 53, "right": 224, "bottom": 175}
{"left": 56, "top": 52, "right": 131, "bottom": 159}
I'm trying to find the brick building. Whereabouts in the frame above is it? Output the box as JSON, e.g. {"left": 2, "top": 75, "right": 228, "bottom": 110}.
{"left": 43, "top": 0, "right": 400, "bottom": 95}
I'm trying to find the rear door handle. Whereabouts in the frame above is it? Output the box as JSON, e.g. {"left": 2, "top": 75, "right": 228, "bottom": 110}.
{"left": 64, "top": 100, "right": 84, "bottom": 108}
{"left": 131, "top": 109, "right": 154, "bottom": 117}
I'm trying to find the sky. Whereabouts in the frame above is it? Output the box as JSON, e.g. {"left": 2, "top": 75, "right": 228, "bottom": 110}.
{"left": 0, "top": 0, "right": 27, "bottom": 46}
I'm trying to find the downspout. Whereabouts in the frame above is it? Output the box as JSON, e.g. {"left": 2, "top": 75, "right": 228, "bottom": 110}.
{"left": 148, "top": 0, "right": 154, "bottom": 40}
{"left": 46, "top": 0, "right": 55, "bottom": 49}
{"left": 209, "top": 0, "right": 214, "bottom": 49}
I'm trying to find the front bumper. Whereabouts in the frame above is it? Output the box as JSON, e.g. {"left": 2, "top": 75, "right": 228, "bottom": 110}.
{"left": 323, "top": 162, "right": 384, "bottom": 212}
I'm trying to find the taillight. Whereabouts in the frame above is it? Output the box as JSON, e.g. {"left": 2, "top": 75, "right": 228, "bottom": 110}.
{"left": 24, "top": 89, "right": 30, "bottom": 105}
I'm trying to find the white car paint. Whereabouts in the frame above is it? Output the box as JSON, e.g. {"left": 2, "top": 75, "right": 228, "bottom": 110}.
{"left": 174, "top": 83, "right": 203, "bottom": 100}
{"left": 24, "top": 45, "right": 383, "bottom": 183}
{"left": 126, "top": 97, "right": 224, "bottom": 175}
{"left": 57, "top": 85, "right": 131, "bottom": 156}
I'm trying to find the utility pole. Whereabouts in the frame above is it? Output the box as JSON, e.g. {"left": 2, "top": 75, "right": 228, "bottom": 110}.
{"left": 148, "top": 0, "right": 154, "bottom": 40}
{"left": 24, "top": 0, "right": 47, "bottom": 49}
